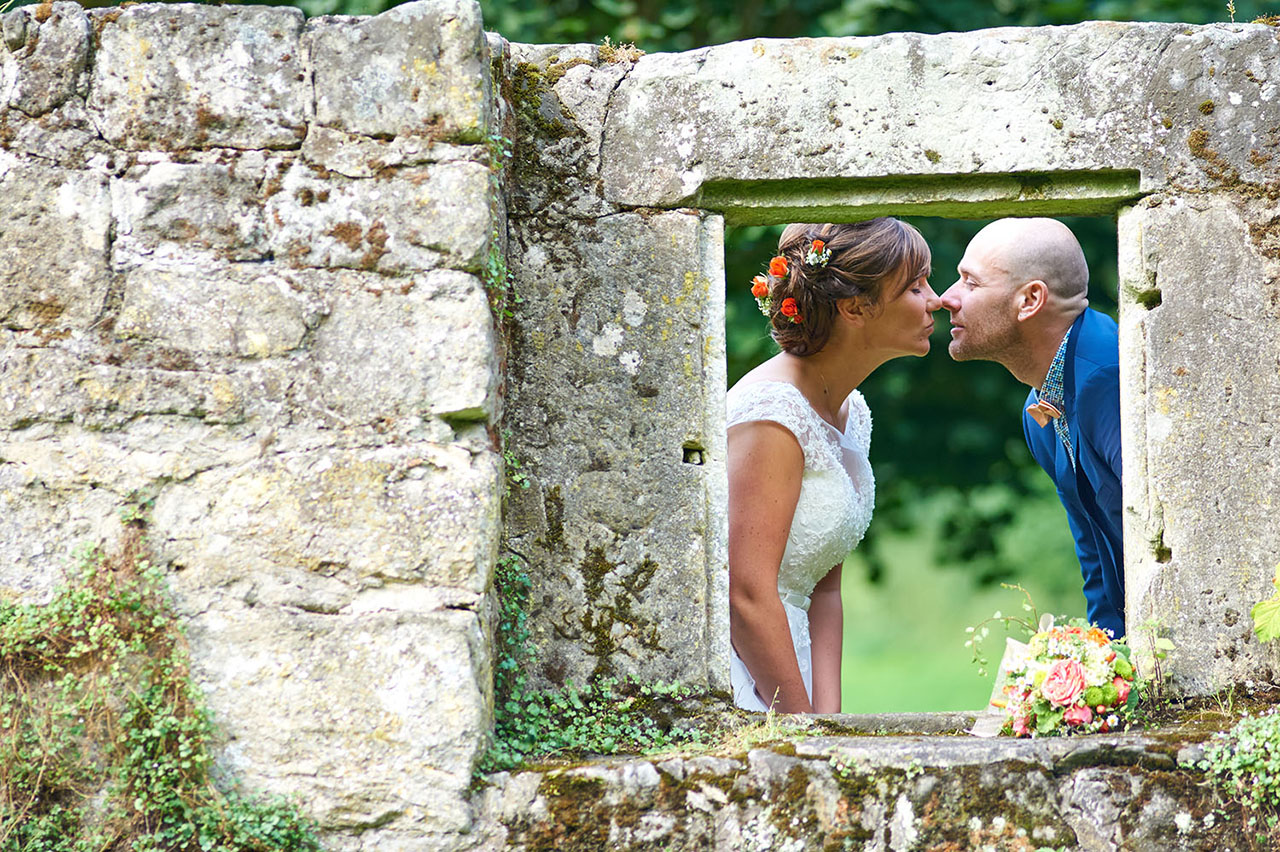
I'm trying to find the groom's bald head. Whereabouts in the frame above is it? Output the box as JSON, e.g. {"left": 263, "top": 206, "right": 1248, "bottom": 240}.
{"left": 969, "top": 218, "right": 1089, "bottom": 303}
{"left": 941, "top": 218, "right": 1091, "bottom": 379}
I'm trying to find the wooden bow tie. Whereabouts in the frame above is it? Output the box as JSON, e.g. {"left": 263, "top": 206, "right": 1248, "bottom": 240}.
{"left": 1026, "top": 399, "right": 1063, "bottom": 427}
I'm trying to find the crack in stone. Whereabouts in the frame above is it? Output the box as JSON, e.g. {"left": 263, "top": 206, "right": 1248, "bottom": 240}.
{"left": 596, "top": 56, "right": 638, "bottom": 191}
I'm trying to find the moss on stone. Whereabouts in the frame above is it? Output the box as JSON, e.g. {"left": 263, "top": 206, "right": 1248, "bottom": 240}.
{"left": 542, "top": 484, "right": 564, "bottom": 547}
{"left": 766, "top": 765, "right": 822, "bottom": 837}
{"left": 509, "top": 61, "right": 581, "bottom": 145}
{"left": 598, "top": 38, "right": 644, "bottom": 64}
{"left": 1187, "top": 127, "right": 1212, "bottom": 159}
{"left": 524, "top": 774, "right": 611, "bottom": 850}
{"left": 575, "top": 548, "right": 663, "bottom": 679}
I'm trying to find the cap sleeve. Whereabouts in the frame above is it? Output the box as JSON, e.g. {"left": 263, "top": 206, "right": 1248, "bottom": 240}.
{"left": 726, "top": 381, "right": 830, "bottom": 469}
{"left": 843, "top": 390, "right": 873, "bottom": 456}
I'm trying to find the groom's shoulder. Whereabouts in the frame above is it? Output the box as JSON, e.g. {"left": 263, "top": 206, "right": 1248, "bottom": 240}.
{"left": 1079, "top": 307, "right": 1119, "bottom": 341}
{"left": 1073, "top": 309, "right": 1120, "bottom": 372}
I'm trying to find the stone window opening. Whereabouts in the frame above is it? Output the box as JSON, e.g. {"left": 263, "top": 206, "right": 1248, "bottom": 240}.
{"left": 719, "top": 189, "right": 1130, "bottom": 713}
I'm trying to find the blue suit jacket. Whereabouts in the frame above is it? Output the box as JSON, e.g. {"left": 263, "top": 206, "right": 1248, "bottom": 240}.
{"left": 1022, "top": 308, "right": 1125, "bottom": 638}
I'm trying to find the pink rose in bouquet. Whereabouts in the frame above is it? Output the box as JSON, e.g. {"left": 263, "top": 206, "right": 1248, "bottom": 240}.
{"left": 1113, "top": 676, "right": 1131, "bottom": 703}
{"left": 1041, "top": 659, "right": 1086, "bottom": 707}
{"left": 1063, "top": 704, "right": 1093, "bottom": 726}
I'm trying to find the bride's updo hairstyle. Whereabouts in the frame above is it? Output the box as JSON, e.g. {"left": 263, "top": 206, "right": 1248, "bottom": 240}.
{"left": 765, "top": 218, "right": 930, "bottom": 357}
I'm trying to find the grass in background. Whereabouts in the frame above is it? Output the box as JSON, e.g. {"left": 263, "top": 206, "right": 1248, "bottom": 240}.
{"left": 840, "top": 479, "right": 1084, "bottom": 713}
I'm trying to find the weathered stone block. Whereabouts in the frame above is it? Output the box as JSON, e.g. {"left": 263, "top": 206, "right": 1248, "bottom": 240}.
{"left": 114, "top": 259, "right": 323, "bottom": 359}
{"left": 0, "top": 450, "right": 121, "bottom": 604}
{"left": 301, "top": 125, "right": 485, "bottom": 177}
{"left": 112, "top": 157, "right": 271, "bottom": 261}
{"left": 1, "top": 420, "right": 252, "bottom": 498}
{"left": 183, "top": 605, "right": 489, "bottom": 836}
{"left": 503, "top": 210, "right": 728, "bottom": 691}
{"left": 504, "top": 42, "right": 631, "bottom": 220}
{"left": 1119, "top": 195, "right": 1280, "bottom": 693}
{"left": 88, "top": 4, "right": 307, "bottom": 150}
{"left": 4, "top": 1, "right": 89, "bottom": 117}
{"left": 151, "top": 442, "right": 501, "bottom": 597}
{"left": 309, "top": 0, "right": 490, "bottom": 143}
{"left": 264, "top": 159, "right": 492, "bottom": 274}
{"left": 0, "top": 97, "right": 110, "bottom": 167}
{"left": 0, "top": 151, "right": 110, "bottom": 331}
{"left": 0, "top": 416, "right": 261, "bottom": 607}
{"left": 0, "top": 342, "right": 251, "bottom": 430}
{"left": 599, "top": 23, "right": 1280, "bottom": 213}
{"left": 308, "top": 269, "right": 498, "bottom": 422}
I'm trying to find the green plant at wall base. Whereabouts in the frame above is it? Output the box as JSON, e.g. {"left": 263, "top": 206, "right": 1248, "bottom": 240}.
{"left": 1250, "top": 563, "right": 1280, "bottom": 643}
{"left": 491, "top": 553, "right": 533, "bottom": 721}
{"left": 1200, "top": 710, "right": 1280, "bottom": 843}
{"left": 0, "top": 528, "right": 320, "bottom": 852}
{"left": 484, "top": 553, "right": 704, "bottom": 771}
{"left": 487, "top": 675, "right": 705, "bottom": 770}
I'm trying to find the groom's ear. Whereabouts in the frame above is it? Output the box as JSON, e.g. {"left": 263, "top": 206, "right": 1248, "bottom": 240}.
{"left": 1015, "top": 280, "right": 1049, "bottom": 322}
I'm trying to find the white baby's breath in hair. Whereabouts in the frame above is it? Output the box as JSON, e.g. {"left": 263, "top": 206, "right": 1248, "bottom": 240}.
{"left": 803, "top": 238, "right": 832, "bottom": 268}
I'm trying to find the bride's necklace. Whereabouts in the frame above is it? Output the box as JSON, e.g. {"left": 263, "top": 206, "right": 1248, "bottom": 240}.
{"left": 817, "top": 368, "right": 838, "bottom": 425}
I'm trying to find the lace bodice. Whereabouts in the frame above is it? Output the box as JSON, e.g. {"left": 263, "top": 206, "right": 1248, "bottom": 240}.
{"left": 727, "top": 380, "right": 875, "bottom": 600}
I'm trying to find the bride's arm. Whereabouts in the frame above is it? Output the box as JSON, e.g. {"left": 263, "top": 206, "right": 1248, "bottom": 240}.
{"left": 808, "top": 564, "right": 843, "bottom": 713}
{"left": 727, "top": 420, "right": 812, "bottom": 713}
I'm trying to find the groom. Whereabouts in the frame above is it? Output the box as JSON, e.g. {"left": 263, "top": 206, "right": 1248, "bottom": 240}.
{"left": 940, "top": 218, "right": 1125, "bottom": 639}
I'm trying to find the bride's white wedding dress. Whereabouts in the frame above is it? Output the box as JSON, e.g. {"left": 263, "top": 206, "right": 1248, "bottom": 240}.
{"left": 727, "top": 380, "right": 875, "bottom": 711}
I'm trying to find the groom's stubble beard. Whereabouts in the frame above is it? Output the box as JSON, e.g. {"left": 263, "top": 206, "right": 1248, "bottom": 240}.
{"left": 947, "top": 316, "right": 1023, "bottom": 370}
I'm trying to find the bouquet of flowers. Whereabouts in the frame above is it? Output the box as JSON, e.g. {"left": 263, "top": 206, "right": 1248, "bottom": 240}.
{"left": 992, "top": 620, "right": 1139, "bottom": 737}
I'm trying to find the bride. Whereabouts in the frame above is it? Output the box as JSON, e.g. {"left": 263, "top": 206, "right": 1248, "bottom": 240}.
{"left": 728, "top": 219, "right": 939, "bottom": 713}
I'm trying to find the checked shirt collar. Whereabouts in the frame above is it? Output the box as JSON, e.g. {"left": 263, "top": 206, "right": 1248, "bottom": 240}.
{"left": 1036, "top": 326, "right": 1075, "bottom": 471}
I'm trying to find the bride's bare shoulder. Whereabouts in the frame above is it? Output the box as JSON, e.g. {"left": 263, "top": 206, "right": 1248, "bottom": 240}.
{"left": 730, "top": 360, "right": 799, "bottom": 395}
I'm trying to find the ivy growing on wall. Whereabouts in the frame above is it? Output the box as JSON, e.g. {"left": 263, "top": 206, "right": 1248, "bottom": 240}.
{"left": 0, "top": 518, "right": 320, "bottom": 852}
{"left": 484, "top": 541, "right": 707, "bottom": 770}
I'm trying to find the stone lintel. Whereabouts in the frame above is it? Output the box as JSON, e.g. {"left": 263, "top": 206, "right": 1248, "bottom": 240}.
{"left": 699, "top": 169, "right": 1144, "bottom": 226}
{"left": 601, "top": 22, "right": 1280, "bottom": 209}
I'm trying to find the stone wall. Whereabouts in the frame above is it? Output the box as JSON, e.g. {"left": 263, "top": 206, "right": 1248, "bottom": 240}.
{"left": 6, "top": 0, "right": 1280, "bottom": 848}
{"left": 1, "top": 1, "right": 500, "bottom": 848}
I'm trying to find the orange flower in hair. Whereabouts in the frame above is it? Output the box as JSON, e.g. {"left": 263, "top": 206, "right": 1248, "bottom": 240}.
{"left": 768, "top": 256, "right": 789, "bottom": 277}
{"left": 780, "top": 297, "right": 801, "bottom": 323}
{"left": 750, "top": 275, "right": 769, "bottom": 298}
{"left": 812, "top": 239, "right": 825, "bottom": 253}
